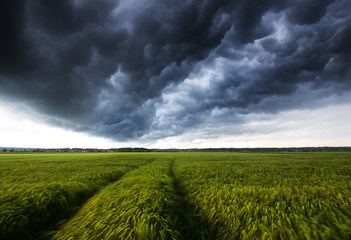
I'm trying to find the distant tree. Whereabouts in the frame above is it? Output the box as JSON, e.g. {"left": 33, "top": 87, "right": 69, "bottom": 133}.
{"left": 2, "top": 148, "right": 7, "bottom": 152}
{"left": 10, "top": 149, "right": 14, "bottom": 152}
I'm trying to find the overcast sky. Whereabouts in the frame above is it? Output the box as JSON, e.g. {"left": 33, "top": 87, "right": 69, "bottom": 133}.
{"left": 0, "top": 0, "right": 350, "bottom": 148}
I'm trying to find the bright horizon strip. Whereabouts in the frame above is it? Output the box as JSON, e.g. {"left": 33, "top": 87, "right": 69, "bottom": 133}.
{"left": 0, "top": 104, "right": 118, "bottom": 149}
{"left": 1, "top": 102, "right": 351, "bottom": 149}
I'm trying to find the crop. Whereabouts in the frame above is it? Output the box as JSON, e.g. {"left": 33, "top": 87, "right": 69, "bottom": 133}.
{"left": 0, "top": 153, "right": 153, "bottom": 239}
{"left": 54, "top": 155, "right": 210, "bottom": 240}
{"left": 53, "top": 157, "right": 179, "bottom": 239}
{"left": 174, "top": 152, "right": 351, "bottom": 239}
{"left": 1, "top": 152, "right": 351, "bottom": 239}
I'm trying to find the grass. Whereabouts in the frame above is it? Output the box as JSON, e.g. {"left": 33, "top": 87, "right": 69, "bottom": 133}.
{"left": 174, "top": 152, "right": 351, "bottom": 239}
{"left": 0, "top": 153, "right": 154, "bottom": 239}
{"left": 1, "top": 152, "right": 351, "bottom": 239}
{"left": 53, "top": 156, "right": 179, "bottom": 240}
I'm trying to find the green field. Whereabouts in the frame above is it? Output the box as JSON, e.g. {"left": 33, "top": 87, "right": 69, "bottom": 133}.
{"left": 1, "top": 152, "right": 351, "bottom": 239}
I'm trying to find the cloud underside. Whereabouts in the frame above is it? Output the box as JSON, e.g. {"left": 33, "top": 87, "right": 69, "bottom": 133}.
{"left": 0, "top": 0, "right": 350, "bottom": 142}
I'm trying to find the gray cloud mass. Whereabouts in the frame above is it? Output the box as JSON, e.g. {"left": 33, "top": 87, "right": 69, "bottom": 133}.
{"left": 0, "top": 0, "right": 350, "bottom": 141}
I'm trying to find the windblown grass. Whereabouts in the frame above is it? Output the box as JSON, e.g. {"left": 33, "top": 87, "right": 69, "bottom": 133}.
{"left": 174, "top": 152, "right": 351, "bottom": 239}
{"left": 0, "top": 153, "right": 153, "bottom": 239}
{"left": 1, "top": 152, "right": 351, "bottom": 239}
{"left": 54, "top": 157, "right": 180, "bottom": 240}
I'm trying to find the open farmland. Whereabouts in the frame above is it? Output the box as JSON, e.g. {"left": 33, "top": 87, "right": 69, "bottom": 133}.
{"left": 1, "top": 152, "right": 351, "bottom": 239}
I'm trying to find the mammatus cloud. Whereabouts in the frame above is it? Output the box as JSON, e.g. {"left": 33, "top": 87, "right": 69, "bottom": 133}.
{"left": 0, "top": 0, "right": 350, "bottom": 142}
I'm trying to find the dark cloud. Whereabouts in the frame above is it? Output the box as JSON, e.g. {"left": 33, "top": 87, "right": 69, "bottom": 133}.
{"left": 0, "top": 0, "right": 350, "bottom": 141}
{"left": 286, "top": 0, "right": 334, "bottom": 25}
{"left": 0, "top": 0, "right": 28, "bottom": 74}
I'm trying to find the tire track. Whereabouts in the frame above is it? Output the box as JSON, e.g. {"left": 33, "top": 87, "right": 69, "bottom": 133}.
{"left": 40, "top": 158, "right": 156, "bottom": 240}
{"left": 53, "top": 158, "right": 178, "bottom": 240}
{"left": 168, "top": 158, "right": 213, "bottom": 240}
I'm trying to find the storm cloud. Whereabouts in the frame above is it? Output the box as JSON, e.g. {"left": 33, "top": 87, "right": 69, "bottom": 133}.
{"left": 0, "top": 0, "right": 350, "bottom": 141}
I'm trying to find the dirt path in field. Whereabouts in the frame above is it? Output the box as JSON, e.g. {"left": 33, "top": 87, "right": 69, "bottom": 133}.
{"left": 168, "top": 159, "right": 213, "bottom": 240}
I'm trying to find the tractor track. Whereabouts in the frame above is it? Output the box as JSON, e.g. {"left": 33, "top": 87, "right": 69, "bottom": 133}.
{"left": 168, "top": 158, "right": 213, "bottom": 240}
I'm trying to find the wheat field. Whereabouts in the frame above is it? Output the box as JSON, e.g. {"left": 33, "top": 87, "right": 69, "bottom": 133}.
{"left": 1, "top": 152, "right": 350, "bottom": 239}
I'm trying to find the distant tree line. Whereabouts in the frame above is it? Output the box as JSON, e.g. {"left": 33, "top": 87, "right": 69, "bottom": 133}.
{"left": 1, "top": 147, "right": 351, "bottom": 153}
{"left": 2, "top": 148, "right": 14, "bottom": 152}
